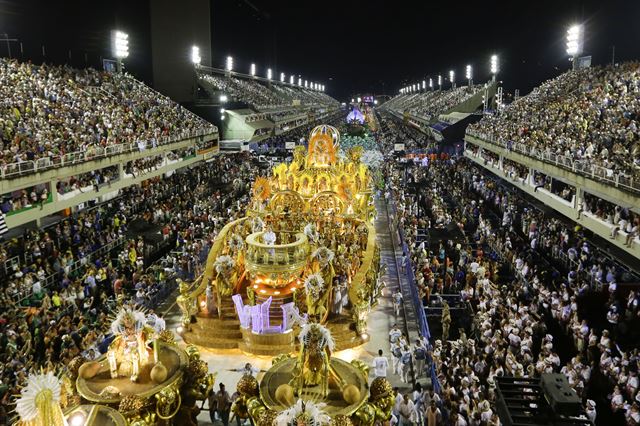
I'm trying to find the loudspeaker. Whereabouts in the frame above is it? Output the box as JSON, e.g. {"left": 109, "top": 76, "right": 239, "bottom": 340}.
{"left": 541, "top": 373, "right": 581, "bottom": 415}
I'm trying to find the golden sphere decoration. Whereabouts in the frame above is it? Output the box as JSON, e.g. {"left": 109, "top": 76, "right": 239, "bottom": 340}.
{"left": 274, "top": 384, "right": 295, "bottom": 407}
{"left": 237, "top": 374, "right": 259, "bottom": 397}
{"left": 330, "top": 414, "right": 354, "bottom": 426}
{"left": 369, "top": 377, "right": 393, "bottom": 400}
{"left": 150, "top": 362, "right": 168, "bottom": 384}
{"left": 342, "top": 384, "right": 361, "bottom": 405}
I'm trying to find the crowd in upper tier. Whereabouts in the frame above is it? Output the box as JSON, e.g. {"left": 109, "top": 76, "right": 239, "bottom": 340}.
{"left": 197, "top": 71, "right": 339, "bottom": 111}
{"left": 468, "top": 63, "right": 640, "bottom": 183}
{"left": 0, "top": 58, "right": 217, "bottom": 174}
{"left": 383, "top": 85, "right": 484, "bottom": 121}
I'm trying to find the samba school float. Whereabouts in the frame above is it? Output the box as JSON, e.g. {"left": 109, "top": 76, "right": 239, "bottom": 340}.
{"left": 178, "top": 124, "right": 386, "bottom": 355}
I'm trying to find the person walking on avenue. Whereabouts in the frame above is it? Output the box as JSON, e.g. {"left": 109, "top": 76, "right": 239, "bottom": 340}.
{"left": 373, "top": 349, "right": 390, "bottom": 378}
{"left": 209, "top": 383, "right": 232, "bottom": 426}
{"left": 393, "top": 289, "right": 403, "bottom": 318}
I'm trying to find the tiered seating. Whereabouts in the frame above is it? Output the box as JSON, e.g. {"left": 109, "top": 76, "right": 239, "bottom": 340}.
{"left": 197, "top": 71, "right": 339, "bottom": 111}
{"left": 468, "top": 62, "right": 640, "bottom": 181}
{"left": 384, "top": 85, "right": 483, "bottom": 121}
{"left": 0, "top": 59, "right": 216, "bottom": 174}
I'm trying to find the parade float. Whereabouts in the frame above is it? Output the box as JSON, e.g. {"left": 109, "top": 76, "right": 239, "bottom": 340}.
{"left": 230, "top": 323, "right": 396, "bottom": 426}
{"left": 36, "top": 305, "right": 217, "bottom": 426}
{"left": 178, "top": 125, "right": 385, "bottom": 355}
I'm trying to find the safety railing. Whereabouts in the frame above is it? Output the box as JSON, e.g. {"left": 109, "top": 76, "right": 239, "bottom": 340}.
{"left": 1, "top": 128, "right": 218, "bottom": 180}
{"left": 466, "top": 130, "right": 640, "bottom": 194}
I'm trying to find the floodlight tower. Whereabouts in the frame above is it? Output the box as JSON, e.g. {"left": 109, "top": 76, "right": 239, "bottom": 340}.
{"left": 466, "top": 65, "right": 473, "bottom": 86}
{"left": 112, "top": 30, "right": 129, "bottom": 73}
{"left": 449, "top": 70, "right": 455, "bottom": 88}
{"left": 290, "top": 75, "right": 295, "bottom": 85}
{"left": 190, "top": 46, "right": 201, "bottom": 66}
{"left": 267, "top": 68, "right": 272, "bottom": 80}
{"left": 429, "top": 78, "right": 433, "bottom": 90}
{"left": 280, "top": 72, "right": 285, "bottom": 82}
{"left": 438, "top": 75, "right": 442, "bottom": 90}
{"left": 226, "top": 56, "right": 233, "bottom": 73}
{"left": 566, "top": 24, "right": 584, "bottom": 70}
{"left": 250, "top": 63, "right": 256, "bottom": 76}
{"left": 490, "top": 55, "right": 499, "bottom": 82}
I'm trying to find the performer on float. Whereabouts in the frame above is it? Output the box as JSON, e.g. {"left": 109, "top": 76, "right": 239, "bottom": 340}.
{"left": 109, "top": 307, "right": 153, "bottom": 382}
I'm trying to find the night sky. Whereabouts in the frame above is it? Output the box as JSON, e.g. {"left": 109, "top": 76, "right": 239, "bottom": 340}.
{"left": 1, "top": 0, "right": 639, "bottom": 101}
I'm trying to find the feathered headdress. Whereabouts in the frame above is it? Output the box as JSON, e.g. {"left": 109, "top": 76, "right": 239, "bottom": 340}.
{"left": 15, "top": 372, "right": 65, "bottom": 426}
{"left": 298, "top": 323, "right": 335, "bottom": 352}
{"left": 276, "top": 399, "right": 331, "bottom": 426}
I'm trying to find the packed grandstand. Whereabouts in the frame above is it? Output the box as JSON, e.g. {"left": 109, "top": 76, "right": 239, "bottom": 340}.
{"left": 0, "top": 22, "right": 639, "bottom": 426}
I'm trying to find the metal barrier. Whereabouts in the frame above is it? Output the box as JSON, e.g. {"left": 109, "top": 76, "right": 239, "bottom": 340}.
{"left": 466, "top": 130, "right": 640, "bottom": 194}
{"left": 1, "top": 128, "right": 217, "bottom": 179}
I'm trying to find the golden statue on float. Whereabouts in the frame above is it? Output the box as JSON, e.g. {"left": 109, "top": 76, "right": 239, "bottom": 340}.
{"left": 179, "top": 125, "right": 384, "bottom": 355}
{"left": 230, "top": 324, "right": 395, "bottom": 426}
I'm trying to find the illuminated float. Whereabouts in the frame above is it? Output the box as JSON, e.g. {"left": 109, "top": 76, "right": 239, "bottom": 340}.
{"left": 179, "top": 125, "right": 385, "bottom": 355}
{"left": 66, "top": 306, "right": 216, "bottom": 425}
{"left": 231, "top": 324, "right": 396, "bottom": 426}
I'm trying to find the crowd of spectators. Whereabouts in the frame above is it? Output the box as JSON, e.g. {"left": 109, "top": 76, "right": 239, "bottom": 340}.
{"left": 197, "top": 71, "right": 339, "bottom": 111}
{"left": 379, "top": 116, "right": 640, "bottom": 425}
{"left": 383, "top": 85, "right": 483, "bottom": 121}
{"left": 468, "top": 62, "right": 640, "bottom": 186}
{"left": 0, "top": 58, "right": 216, "bottom": 175}
{"left": 0, "top": 153, "right": 261, "bottom": 422}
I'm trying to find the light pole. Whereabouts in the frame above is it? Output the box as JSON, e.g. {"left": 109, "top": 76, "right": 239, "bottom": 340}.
{"left": 449, "top": 70, "right": 455, "bottom": 88}
{"left": 566, "top": 24, "right": 584, "bottom": 70}
{"left": 438, "top": 75, "right": 442, "bottom": 90}
{"left": 280, "top": 72, "right": 285, "bottom": 82}
{"left": 267, "top": 68, "right": 272, "bottom": 80}
{"left": 112, "top": 30, "right": 129, "bottom": 73}
{"left": 226, "top": 56, "right": 233, "bottom": 73}
{"left": 490, "top": 55, "right": 499, "bottom": 82}
{"left": 190, "top": 45, "right": 201, "bottom": 66}
{"left": 250, "top": 63, "right": 256, "bottom": 76}
{"left": 429, "top": 78, "right": 433, "bottom": 90}
{"left": 466, "top": 64, "right": 473, "bottom": 86}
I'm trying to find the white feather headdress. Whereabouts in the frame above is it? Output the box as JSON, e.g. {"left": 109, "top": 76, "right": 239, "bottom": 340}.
{"left": 276, "top": 399, "right": 331, "bottom": 426}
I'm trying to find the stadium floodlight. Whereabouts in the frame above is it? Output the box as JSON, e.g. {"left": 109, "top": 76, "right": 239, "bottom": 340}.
{"left": 226, "top": 56, "right": 233, "bottom": 71}
{"left": 438, "top": 75, "right": 442, "bottom": 89}
{"left": 113, "top": 30, "right": 129, "bottom": 59}
{"left": 219, "top": 94, "right": 228, "bottom": 102}
{"left": 322, "top": 85, "right": 325, "bottom": 91}
{"left": 466, "top": 64, "right": 473, "bottom": 85}
{"left": 374, "top": 99, "right": 378, "bottom": 105}
{"left": 351, "top": 98, "right": 355, "bottom": 102}
{"left": 422, "top": 80, "right": 426, "bottom": 90}
{"left": 191, "top": 45, "right": 201, "bottom": 65}
{"left": 449, "top": 70, "right": 455, "bottom": 87}
{"left": 250, "top": 63, "right": 256, "bottom": 76}
{"left": 429, "top": 78, "right": 433, "bottom": 89}
{"left": 267, "top": 68, "right": 272, "bottom": 80}
{"left": 298, "top": 77, "right": 302, "bottom": 86}
{"left": 280, "top": 72, "right": 285, "bottom": 82}
{"left": 566, "top": 24, "right": 584, "bottom": 68}
{"left": 490, "top": 55, "right": 499, "bottom": 80}
{"left": 304, "top": 80, "right": 308, "bottom": 88}
{"left": 290, "top": 75, "right": 295, "bottom": 84}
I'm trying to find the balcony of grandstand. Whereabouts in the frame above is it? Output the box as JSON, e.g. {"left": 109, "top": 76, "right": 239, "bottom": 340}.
{"left": 466, "top": 63, "right": 640, "bottom": 194}
{"left": 0, "top": 58, "right": 218, "bottom": 180}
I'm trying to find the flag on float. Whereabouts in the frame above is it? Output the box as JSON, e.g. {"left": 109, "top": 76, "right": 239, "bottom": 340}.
{"left": 0, "top": 212, "right": 8, "bottom": 236}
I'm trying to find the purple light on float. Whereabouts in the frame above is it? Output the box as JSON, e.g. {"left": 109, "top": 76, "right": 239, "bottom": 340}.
{"left": 347, "top": 107, "right": 365, "bottom": 124}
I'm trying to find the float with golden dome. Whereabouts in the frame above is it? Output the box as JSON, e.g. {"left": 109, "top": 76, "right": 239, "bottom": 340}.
{"left": 178, "top": 125, "right": 385, "bottom": 355}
